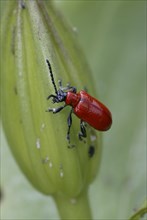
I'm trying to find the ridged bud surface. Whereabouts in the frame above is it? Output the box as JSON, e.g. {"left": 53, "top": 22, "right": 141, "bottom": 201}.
{"left": 1, "top": 0, "right": 101, "bottom": 198}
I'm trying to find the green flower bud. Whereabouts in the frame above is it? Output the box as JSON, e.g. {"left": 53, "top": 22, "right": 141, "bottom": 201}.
{"left": 1, "top": 0, "right": 102, "bottom": 218}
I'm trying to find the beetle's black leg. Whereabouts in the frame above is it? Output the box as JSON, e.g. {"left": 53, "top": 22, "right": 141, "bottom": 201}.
{"left": 47, "top": 95, "right": 59, "bottom": 104}
{"left": 46, "top": 105, "right": 66, "bottom": 113}
{"left": 70, "top": 86, "right": 77, "bottom": 93}
{"left": 58, "top": 80, "right": 70, "bottom": 90}
{"left": 64, "top": 86, "right": 76, "bottom": 93}
{"left": 78, "top": 120, "right": 87, "bottom": 141}
{"left": 66, "top": 108, "right": 73, "bottom": 143}
{"left": 58, "top": 80, "right": 77, "bottom": 94}
{"left": 47, "top": 94, "right": 57, "bottom": 100}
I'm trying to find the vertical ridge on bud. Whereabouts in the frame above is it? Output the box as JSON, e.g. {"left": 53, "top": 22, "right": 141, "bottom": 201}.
{"left": 15, "top": 2, "right": 57, "bottom": 193}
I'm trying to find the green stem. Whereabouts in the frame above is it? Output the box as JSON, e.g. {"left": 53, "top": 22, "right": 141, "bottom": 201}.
{"left": 53, "top": 189, "right": 92, "bottom": 220}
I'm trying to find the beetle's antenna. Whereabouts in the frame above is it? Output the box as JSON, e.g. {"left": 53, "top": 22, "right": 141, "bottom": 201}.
{"left": 46, "top": 59, "right": 58, "bottom": 95}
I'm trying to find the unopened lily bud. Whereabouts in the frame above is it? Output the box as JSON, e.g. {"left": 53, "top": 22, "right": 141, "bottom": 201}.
{"left": 1, "top": 0, "right": 101, "bottom": 214}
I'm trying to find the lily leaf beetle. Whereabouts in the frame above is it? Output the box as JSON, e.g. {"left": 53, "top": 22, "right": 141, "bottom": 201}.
{"left": 46, "top": 59, "right": 112, "bottom": 143}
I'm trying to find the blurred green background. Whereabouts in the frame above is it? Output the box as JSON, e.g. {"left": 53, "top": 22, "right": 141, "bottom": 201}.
{"left": 1, "top": 1, "right": 146, "bottom": 219}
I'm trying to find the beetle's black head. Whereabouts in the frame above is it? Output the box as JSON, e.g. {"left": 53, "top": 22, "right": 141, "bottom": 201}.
{"left": 55, "top": 89, "right": 67, "bottom": 103}
{"left": 47, "top": 90, "right": 66, "bottom": 103}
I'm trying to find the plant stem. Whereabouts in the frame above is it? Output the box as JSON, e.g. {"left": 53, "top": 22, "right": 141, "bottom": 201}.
{"left": 53, "top": 189, "right": 92, "bottom": 220}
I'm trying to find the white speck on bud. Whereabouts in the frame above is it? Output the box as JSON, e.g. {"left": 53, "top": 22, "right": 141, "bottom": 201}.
{"left": 49, "top": 160, "right": 53, "bottom": 168}
{"left": 36, "top": 138, "right": 41, "bottom": 149}
{"left": 90, "top": 134, "right": 97, "bottom": 142}
{"left": 40, "top": 123, "right": 45, "bottom": 132}
{"left": 70, "top": 198, "right": 77, "bottom": 205}
{"left": 72, "top": 26, "right": 78, "bottom": 33}
{"left": 59, "top": 164, "right": 64, "bottom": 178}
{"left": 60, "top": 171, "right": 64, "bottom": 178}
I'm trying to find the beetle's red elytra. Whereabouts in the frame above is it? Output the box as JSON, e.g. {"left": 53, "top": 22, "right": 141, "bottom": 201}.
{"left": 46, "top": 59, "right": 112, "bottom": 143}
{"left": 66, "top": 90, "right": 112, "bottom": 131}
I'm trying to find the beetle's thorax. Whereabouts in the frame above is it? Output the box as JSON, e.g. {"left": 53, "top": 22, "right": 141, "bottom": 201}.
{"left": 65, "top": 91, "right": 80, "bottom": 107}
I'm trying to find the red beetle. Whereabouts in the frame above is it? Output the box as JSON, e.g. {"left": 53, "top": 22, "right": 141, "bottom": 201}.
{"left": 46, "top": 59, "right": 112, "bottom": 142}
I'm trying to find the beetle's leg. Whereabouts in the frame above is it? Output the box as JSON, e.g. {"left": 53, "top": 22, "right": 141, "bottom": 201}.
{"left": 78, "top": 120, "right": 87, "bottom": 141}
{"left": 47, "top": 94, "right": 57, "bottom": 100}
{"left": 58, "top": 80, "right": 70, "bottom": 90}
{"left": 58, "top": 81, "right": 77, "bottom": 94}
{"left": 65, "top": 86, "right": 76, "bottom": 93}
{"left": 46, "top": 105, "right": 66, "bottom": 113}
{"left": 69, "top": 86, "right": 77, "bottom": 93}
{"left": 47, "top": 94, "right": 59, "bottom": 104}
{"left": 66, "top": 108, "right": 73, "bottom": 143}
